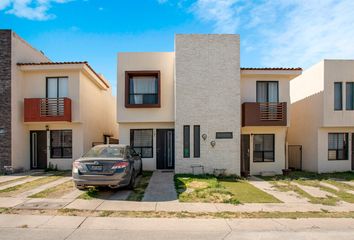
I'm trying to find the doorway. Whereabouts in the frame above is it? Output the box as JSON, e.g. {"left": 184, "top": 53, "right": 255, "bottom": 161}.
{"left": 288, "top": 145, "right": 302, "bottom": 170}
{"left": 156, "top": 129, "right": 175, "bottom": 169}
{"left": 30, "top": 131, "right": 47, "bottom": 169}
{"left": 241, "top": 134, "right": 250, "bottom": 176}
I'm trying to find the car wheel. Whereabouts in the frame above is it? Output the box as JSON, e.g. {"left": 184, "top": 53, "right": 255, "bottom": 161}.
{"left": 127, "top": 170, "right": 136, "bottom": 190}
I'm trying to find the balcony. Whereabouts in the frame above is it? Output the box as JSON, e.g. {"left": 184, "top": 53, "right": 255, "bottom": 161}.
{"left": 242, "top": 102, "right": 287, "bottom": 126}
{"left": 24, "top": 98, "right": 72, "bottom": 122}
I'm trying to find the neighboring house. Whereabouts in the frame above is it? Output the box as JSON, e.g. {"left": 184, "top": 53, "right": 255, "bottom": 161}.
{"left": 0, "top": 30, "right": 118, "bottom": 172}
{"left": 117, "top": 34, "right": 301, "bottom": 175}
{"left": 288, "top": 60, "right": 354, "bottom": 173}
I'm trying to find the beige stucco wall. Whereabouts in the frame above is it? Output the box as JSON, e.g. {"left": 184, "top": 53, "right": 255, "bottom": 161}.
{"left": 117, "top": 52, "right": 175, "bottom": 123}
{"left": 80, "top": 72, "right": 118, "bottom": 154}
{"left": 175, "top": 34, "right": 241, "bottom": 175}
{"left": 119, "top": 122, "right": 174, "bottom": 171}
{"left": 317, "top": 127, "right": 354, "bottom": 173}
{"left": 241, "top": 126, "right": 286, "bottom": 175}
{"left": 323, "top": 60, "right": 354, "bottom": 127}
{"left": 11, "top": 33, "right": 50, "bottom": 170}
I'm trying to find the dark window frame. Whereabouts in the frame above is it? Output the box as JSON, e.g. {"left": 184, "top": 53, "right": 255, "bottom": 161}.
{"left": 130, "top": 129, "right": 153, "bottom": 158}
{"left": 193, "top": 125, "right": 200, "bottom": 158}
{"left": 346, "top": 82, "right": 354, "bottom": 110}
{"left": 125, "top": 71, "right": 161, "bottom": 108}
{"left": 46, "top": 76, "right": 68, "bottom": 98}
{"left": 334, "top": 82, "right": 343, "bottom": 111}
{"left": 328, "top": 133, "right": 348, "bottom": 160}
{"left": 216, "top": 132, "right": 233, "bottom": 139}
{"left": 256, "top": 81, "right": 279, "bottom": 103}
{"left": 253, "top": 134, "right": 275, "bottom": 162}
{"left": 183, "top": 125, "right": 190, "bottom": 158}
{"left": 50, "top": 130, "right": 72, "bottom": 159}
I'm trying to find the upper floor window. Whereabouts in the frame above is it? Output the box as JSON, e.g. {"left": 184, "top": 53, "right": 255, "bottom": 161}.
{"left": 46, "top": 77, "right": 68, "bottom": 98}
{"left": 334, "top": 82, "right": 342, "bottom": 110}
{"left": 125, "top": 71, "right": 160, "bottom": 108}
{"left": 256, "top": 81, "right": 279, "bottom": 102}
{"left": 346, "top": 82, "right": 354, "bottom": 110}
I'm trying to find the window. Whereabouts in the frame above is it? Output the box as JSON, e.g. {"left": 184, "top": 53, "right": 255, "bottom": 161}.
{"left": 46, "top": 77, "right": 68, "bottom": 98}
{"left": 125, "top": 71, "right": 160, "bottom": 108}
{"left": 346, "top": 82, "right": 354, "bottom": 110}
{"left": 328, "top": 133, "right": 348, "bottom": 160}
{"left": 193, "top": 125, "right": 200, "bottom": 158}
{"left": 334, "top": 82, "right": 342, "bottom": 110}
{"left": 256, "top": 81, "right": 279, "bottom": 102}
{"left": 216, "top": 132, "right": 233, "bottom": 139}
{"left": 130, "top": 129, "right": 153, "bottom": 158}
{"left": 50, "top": 130, "right": 72, "bottom": 158}
{"left": 183, "top": 126, "right": 190, "bottom": 158}
{"left": 253, "top": 134, "right": 275, "bottom": 162}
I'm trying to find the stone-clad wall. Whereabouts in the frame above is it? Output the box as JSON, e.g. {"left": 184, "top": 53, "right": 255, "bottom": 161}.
{"left": 175, "top": 34, "right": 241, "bottom": 175}
{"left": 0, "top": 30, "right": 12, "bottom": 172}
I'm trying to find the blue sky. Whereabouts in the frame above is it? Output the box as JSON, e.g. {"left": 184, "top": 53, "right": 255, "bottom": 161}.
{"left": 1, "top": 0, "right": 354, "bottom": 93}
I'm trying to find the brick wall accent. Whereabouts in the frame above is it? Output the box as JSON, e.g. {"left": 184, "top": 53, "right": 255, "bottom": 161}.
{"left": 0, "top": 30, "right": 12, "bottom": 172}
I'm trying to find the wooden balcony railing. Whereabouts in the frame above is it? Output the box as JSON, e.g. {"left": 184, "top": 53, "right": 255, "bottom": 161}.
{"left": 242, "top": 102, "right": 287, "bottom": 126}
{"left": 24, "top": 98, "right": 72, "bottom": 122}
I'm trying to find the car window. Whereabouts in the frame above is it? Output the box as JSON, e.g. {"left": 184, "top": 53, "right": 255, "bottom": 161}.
{"left": 83, "top": 146, "right": 125, "bottom": 158}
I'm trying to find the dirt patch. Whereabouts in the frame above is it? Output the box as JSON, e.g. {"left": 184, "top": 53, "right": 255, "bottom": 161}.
{"left": 188, "top": 181, "right": 209, "bottom": 189}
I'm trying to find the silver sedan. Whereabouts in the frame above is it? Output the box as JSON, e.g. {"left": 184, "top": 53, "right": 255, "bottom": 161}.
{"left": 72, "top": 144, "right": 142, "bottom": 190}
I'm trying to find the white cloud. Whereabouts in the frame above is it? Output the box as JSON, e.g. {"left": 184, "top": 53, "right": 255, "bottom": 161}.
{"left": 1, "top": 0, "right": 73, "bottom": 20}
{"left": 190, "top": 0, "right": 354, "bottom": 68}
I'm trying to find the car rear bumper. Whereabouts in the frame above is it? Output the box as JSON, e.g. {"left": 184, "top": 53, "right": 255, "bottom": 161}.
{"left": 72, "top": 171, "right": 131, "bottom": 187}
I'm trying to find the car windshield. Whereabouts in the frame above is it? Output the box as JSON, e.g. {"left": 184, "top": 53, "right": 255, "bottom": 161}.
{"left": 83, "top": 146, "right": 125, "bottom": 158}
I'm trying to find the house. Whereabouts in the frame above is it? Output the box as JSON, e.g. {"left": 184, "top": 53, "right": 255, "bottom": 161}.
{"left": 288, "top": 60, "right": 354, "bottom": 173}
{"left": 0, "top": 30, "right": 118, "bottom": 172}
{"left": 117, "top": 34, "right": 301, "bottom": 175}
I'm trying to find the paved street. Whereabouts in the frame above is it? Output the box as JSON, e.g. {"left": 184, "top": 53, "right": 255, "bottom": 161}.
{"left": 0, "top": 214, "right": 354, "bottom": 240}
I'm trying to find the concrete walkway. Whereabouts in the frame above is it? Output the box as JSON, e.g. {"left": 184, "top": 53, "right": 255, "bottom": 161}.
{"left": 1, "top": 214, "right": 354, "bottom": 240}
{"left": 0, "top": 176, "right": 45, "bottom": 191}
{"left": 142, "top": 171, "right": 177, "bottom": 202}
{"left": 248, "top": 176, "right": 308, "bottom": 203}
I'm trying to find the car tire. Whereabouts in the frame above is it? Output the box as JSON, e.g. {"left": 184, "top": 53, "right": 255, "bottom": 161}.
{"left": 127, "top": 170, "right": 136, "bottom": 190}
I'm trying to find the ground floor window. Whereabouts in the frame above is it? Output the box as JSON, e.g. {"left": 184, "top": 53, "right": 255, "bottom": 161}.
{"left": 328, "top": 133, "right": 348, "bottom": 160}
{"left": 253, "top": 134, "right": 275, "bottom": 162}
{"left": 50, "top": 130, "right": 72, "bottom": 158}
{"left": 130, "top": 129, "right": 153, "bottom": 158}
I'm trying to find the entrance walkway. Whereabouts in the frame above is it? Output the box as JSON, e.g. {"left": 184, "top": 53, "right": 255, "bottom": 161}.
{"left": 142, "top": 171, "right": 177, "bottom": 202}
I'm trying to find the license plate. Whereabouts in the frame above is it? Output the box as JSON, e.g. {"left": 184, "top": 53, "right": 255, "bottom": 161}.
{"left": 90, "top": 165, "right": 103, "bottom": 171}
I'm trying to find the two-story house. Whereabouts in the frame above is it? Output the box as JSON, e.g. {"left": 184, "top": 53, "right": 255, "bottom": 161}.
{"left": 0, "top": 30, "right": 118, "bottom": 172}
{"left": 288, "top": 60, "right": 354, "bottom": 173}
{"left": 117, "top": 34, "right": 301, "bottom": 175}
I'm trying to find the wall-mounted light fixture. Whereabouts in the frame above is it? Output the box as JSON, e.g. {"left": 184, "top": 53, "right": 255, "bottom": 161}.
{"left": 45, "top": 125, "right": 49, "bottom": 131}
{"left": 210, "top": 140, "right": 216, "bottom": 147}
{"left": 202, "top": 133, "right": 207, "bottom": 141}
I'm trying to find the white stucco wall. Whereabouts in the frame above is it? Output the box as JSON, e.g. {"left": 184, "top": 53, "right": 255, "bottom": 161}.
{"left": 119, "top": 122, "right": 174, "bottom": 171}
{"left": 175, "top": 34, "right": 241, "bottom": 175}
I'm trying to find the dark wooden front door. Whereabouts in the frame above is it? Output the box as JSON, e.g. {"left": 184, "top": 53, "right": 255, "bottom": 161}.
{"left": 156, "top": 129, "right": 175, "bottom": 169}
{"left": 30, "top": 131, "right": 47, "bottom": 169}
{"left": 241, "top": 134, "right": 250, "bottom": 176}
{"left": 352, "top": 133, "right": 354, "bottom": 171}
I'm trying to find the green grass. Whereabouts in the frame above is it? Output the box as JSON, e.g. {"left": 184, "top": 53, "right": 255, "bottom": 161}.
{"left": 260, "top": 171, "right": 354, "bottom": 181}
{"left": 29, "top": 180, "right": 75, "bottom": 198}
{"left": 175, "top": 174, "right": 280, "bottom": 204}
{"left": 0, "top": 176, "right": 31, "bottom": 187}
{"left": 78, "top": 187, "right": 99, "bottom": 200}
{"left": 127, "top": 171, "right": 153, "bottom": 201}
{"left": 0, "top": 175, "right": 64, "bottom": 197}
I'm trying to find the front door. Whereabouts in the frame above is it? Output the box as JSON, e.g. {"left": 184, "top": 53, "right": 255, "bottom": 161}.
{"left": 352, "top": 133, "right": 354, "bottom": 171}
{"left": 156, "top": 129, "right": 175, "bottom": 169}
{"left": 30, "top": 131, "right": 47, "bottom": 169}
{"left": 241, "top": 134, "right": 250, "bottom": 176}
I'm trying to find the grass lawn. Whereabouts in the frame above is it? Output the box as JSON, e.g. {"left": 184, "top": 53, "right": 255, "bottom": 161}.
{"left": 0, "top": 175, "right": 65, "bottom": 197}
{"left": 0, "top": 176, "right": 31, "bottom": 187}
{"left": 175, "top": 174, "right": 281, "bottom": 204}
{"left": 261, "top": 171, "right": 354, "bottom": 206}
{"left": 29, "top": 180, "right": 75, "bottom": 198}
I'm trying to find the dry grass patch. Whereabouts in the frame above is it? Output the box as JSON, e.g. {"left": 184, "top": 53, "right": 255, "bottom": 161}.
{"left": 0, "top": 176, "right": 31, "bottom": 187}
{"left": 29, "top": 180, "right": 75, "bottom": 198}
